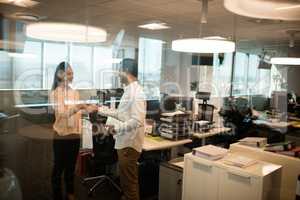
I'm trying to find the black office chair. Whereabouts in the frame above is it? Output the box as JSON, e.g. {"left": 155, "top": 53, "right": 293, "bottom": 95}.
{"left": 82, "top": 113, "right": 122, "bottom": 197}
{"left": 198, "top": 103, "right": 214, "bottom": 122}
{"left": 82, "top": 133, "right": 121, "bottom": 196}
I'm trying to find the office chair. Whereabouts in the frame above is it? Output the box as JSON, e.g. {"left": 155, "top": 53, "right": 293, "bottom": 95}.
{"left": 82, "top": 133, "right": 121, "bottom": 196}
{"left": 198, "top": 103, "right": 214, "bottom": 122}
{"left": 82, "top": 113, "right": 122, "bottom": 197}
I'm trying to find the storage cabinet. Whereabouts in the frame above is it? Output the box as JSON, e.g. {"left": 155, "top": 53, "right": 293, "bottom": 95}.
{"left": 230, "top": 143, "right": 300, "bottom": 200}
{"left": 218, "top": 168, "right": 261, "bottom": 200}
{"left": 183, "top": 156, "right": 219, "bottom": 200}
{"left": 159, "top": 162, "right": 183, "bottom": 200}
{"left": 182, "top": 153, "right": 282, "bottom": 200}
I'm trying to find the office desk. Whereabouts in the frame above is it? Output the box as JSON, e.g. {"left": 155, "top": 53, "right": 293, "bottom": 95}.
{"left": 15, "top": 124, "right": 53, "bottom": 199}
{"left": 192, "top": 127, "right": 232, "bottom": 145}
{"left": 18, "top": 124, "right": 54, "bottom": 140}
{"left": 18, "top": 124, "right": 193, "bottom": 149}
{"left": 19, "top": 124, "right": 233, "bottom": 153}
{"left": 253, "top": 119, "right": 292, "bottom": 129}
{"left": 288, "top": 115, "right": 300, "bottom": 122}
{"left": 143, "top": 135, "right": 192, "bottom": 151}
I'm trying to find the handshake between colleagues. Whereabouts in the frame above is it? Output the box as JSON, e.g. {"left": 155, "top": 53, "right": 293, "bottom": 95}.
{"left": 51, "top": 58, "right": 145, "bottom": 200}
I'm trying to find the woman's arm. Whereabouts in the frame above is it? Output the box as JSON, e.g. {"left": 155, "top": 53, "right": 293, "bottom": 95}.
{"left": 50, "top": 89, "right": 85, "bottom": 118}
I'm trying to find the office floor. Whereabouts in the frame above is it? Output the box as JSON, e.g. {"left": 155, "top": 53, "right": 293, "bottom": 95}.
{"left": 75, "top": 176, "right": 121, "bottom": 200}
{"left": 75, "top": 176, "right": 158, "bottom": 200}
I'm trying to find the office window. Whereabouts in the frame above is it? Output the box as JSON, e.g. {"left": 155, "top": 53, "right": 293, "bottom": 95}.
{"left": 44, "top": 42, "right": 68, "bottom": 89}
{"left": 189, "top": 53, "right": 233, "bottom": 97}
{"left": 123, "top": 47, "right": 136, "bottom": 59}
{"left": 93, "top": 46, "right": 115, "bottom": 89}
{"left": 138, "top": 37, "right": 163, "bottom": 99}
{"left": 0, "top": 51, "right": 12, "bottom": 89}
{"left": 212, "top": 53, "right": 233, "bottom": 97}
{"left": 247, "top": 54, "right": 260, "bottom": 94}
{"left": 70, "top": 44, "right": 93, "bottom": 89}
{"left": 257, "top": 68, "right": 271, "bottom": 95}
{"left": 12, "top": 41, "right": 42, "bottom": 89}
{"left": 232, "top": 52, "right": 248, "bottom": 96}
{"left": 232, "top": 53, "right": 271, "bottom": 96}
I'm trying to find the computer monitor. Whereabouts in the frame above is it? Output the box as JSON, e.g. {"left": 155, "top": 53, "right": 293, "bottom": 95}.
{"left": 195, "top": 92, "right": 211, "bottom": 102}
{"left": 146, "top": 99, "right": 160, "bottom": 121}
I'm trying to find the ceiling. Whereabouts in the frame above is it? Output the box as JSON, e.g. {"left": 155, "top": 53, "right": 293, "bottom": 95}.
{"left": 1, "top": 0, "right": 300, "bottom": 50}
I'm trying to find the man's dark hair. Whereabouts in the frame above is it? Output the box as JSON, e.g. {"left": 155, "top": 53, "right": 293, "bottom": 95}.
{"left": 120, "top": 58, "right": 138, "bottom": 78}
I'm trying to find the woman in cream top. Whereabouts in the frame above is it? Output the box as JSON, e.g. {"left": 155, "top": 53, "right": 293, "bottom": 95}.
{"left": 50, "top": 62, "right": 94, "bottom": 200}
{"left": 51, "top": 84, "right": 82, "bottom": 136}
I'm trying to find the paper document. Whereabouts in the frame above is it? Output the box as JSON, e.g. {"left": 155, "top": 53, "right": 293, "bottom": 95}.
{"left": 192, "top": 145, "right": 228, "bottom": 160}
{"left": 82, "top": 119, "right": 93, "bottom": 149}
{"left": 161, "top": 111, "right": 186, "bottom": 117}
{"left": 223, "top": 155, "right": 257, "bottom": 168}
{"left": 106, "top": 117, "right": 122, "bottom": 130}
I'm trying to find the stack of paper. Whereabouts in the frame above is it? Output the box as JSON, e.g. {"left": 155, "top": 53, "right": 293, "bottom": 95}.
{"left": 239, "top": 137, "right": 267, "bottom": 148}
{"left": 192, "top": 145, "right": 229, "bottom": 160}
{"left": 159, "top": 111, "right": 192, "bottom": 140}
{"left": 160, "top": 110, "right": 186, "bottom": 117}
{"left": 223, "top": 155, "right": 257, "bottom": 168}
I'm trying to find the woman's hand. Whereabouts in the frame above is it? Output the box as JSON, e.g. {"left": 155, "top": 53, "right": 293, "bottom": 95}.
{"left": 76, "top": 103, "right": 87, "bottom": 110}
{"left": 86, "top": 104, "right": 98, "bottom": 113}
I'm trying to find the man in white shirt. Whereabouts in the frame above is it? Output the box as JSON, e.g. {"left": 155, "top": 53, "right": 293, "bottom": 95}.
{"left": 98, "top": 58, "right": 146, "bottom": 200}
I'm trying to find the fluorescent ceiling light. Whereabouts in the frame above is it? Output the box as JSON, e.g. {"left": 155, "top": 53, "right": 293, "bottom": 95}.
{"left": 26, "top": 22, "right": 107, "bottom": 43}
{"left": 8, "top": 52, "right": 37, "bottom": 59}
{"left": 271, "top": 57, "right": 300, "bottom": 66}
{"left": 138, "top": 22, "right": 170, "bottom": 30}
{"left": 224, "top": 0, "right": 300, "bottom": 21}
{"left": 0, "top": 0, "right": 39, "bottom": 7}
{"left": 171, "top": 37, "right": 235, "bottom": 53}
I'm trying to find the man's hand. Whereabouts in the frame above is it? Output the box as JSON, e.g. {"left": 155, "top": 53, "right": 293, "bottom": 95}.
{"left": 98, "top": 105, "right": 110, "bottom": 112}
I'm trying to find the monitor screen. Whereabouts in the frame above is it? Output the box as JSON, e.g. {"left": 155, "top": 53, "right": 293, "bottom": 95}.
{"left": 146, "top": 99, "right": 160, "bottom": 120}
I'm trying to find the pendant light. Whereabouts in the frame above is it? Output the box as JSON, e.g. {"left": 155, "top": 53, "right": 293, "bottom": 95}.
{"left": 224, "top": 0, "right": 300, "bottom": 21}
{"left": 171, "top": 0, "right": 235, "bottom": 53}
{"left": 271, "top": 57, "right": 300, "bottom": 66}
{"left": 26, "top": 22, "right": 107, "bottom": 43}
{"left": 172, "top": 37, "right": 235, "bottom": 53}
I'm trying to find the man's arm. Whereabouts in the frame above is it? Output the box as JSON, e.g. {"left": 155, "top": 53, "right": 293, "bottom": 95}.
{"left": 98, "top": 106, "right": 122, "bottom": 121}
{"left": 114, "top": 98, "right": 146, "bottom": 137}
{"left": 99, "top": 97, "right": 146, "bottom": 136}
